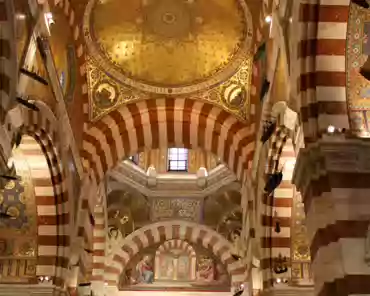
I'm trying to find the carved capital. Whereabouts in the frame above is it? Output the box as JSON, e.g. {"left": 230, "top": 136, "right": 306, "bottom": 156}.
{"left": 293, "top": 135, "right": 370, "bottom": 196}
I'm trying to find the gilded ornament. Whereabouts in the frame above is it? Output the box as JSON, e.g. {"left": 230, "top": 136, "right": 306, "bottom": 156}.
{"left": 19, "top": 193, "right": 27, "bottom": 204}
{"left": 84, "top": 0, "right": 253, "bottom": 95}
{"left": 4, "top": 181, "right": 15, "bottom": 190}
{"left": 93, "top": 80, "right": 119, "bottom": 109}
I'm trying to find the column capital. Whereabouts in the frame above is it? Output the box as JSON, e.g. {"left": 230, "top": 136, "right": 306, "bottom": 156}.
{"left": 292, "top": 135, "right": 370, "bottom": 196}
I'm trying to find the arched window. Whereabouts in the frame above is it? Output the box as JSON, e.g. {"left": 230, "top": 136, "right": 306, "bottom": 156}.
{"left": 167, "top": 148, "right": 188, "bottom": 172}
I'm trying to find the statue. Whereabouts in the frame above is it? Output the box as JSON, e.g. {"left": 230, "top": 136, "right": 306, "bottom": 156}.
{"left": 107, "top": 226, "right": 123, "bottom": 256}
{"left": 230, "top": 229, "right": 243, "bottom": 256}
{"left": 365, "top": 222, "right": 370, "bottom": 265}
{"left": 196, "top": 257, "right": 215, "bottom": 283}
{"left": 136, "top": 255, "right": 154, "bottom": 284}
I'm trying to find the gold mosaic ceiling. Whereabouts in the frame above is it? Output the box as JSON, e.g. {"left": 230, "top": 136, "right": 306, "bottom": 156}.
{"left": 84, "top": 0, "right": 252, "bottom": 95}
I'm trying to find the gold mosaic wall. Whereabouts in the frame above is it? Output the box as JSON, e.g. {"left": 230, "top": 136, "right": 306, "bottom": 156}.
{"left": 0, "top": 164, "right": 38, "bottom": 283}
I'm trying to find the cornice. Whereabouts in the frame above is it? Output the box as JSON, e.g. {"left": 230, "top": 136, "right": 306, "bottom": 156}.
{"left": 0, "top": 284, "right": 58, "bottom": 296}
{"left": 262, "top": 286, "right": 314, "bottom": 296}
{"left": 108, "top": 161, "right": 239, "bottom": 199}
{"left": 292, "top": 134, "right": 370, "bottom": 196}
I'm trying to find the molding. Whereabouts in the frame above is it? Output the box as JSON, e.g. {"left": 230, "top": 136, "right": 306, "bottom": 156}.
{"left": 108, "top": 161, "right": 239, "bottom": 198}
{"left": 262, "top": 286, "right": 314, "bottom": 296}
{"left": 0, "top": 284, "right": 60, "bottom": 296}
{"left": 293, "top": 134, "right": 370, "bottom": 195}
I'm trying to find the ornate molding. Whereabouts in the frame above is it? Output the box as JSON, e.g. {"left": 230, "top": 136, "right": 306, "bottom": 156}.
{"left": 293, "top": 134, "right": 370, "bottom": 196}
{"left": 108, "top": 161, "right": 239, "bottom": 199}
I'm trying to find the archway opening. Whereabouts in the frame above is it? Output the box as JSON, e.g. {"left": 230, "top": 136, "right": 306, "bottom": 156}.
{"left": 0, "top": 135, "right": 64, "bottom": 286}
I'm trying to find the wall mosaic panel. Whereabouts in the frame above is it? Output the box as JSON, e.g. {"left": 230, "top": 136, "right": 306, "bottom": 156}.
{"left": 0, "top": 163, "right": 37, "bottom": 282}
{"left": 347, "top": 5, "right": 370, "bottom": 135}
{"left": 119, "top": 239, "right": 230, "bottom": 291}
{"left": 87, "top": 58, "right": 252, "bottom": 122}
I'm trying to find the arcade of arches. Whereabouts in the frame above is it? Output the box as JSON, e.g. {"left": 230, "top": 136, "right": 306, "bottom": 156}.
{"left": 2, "top": 0, "right": 370, "bottom": 296}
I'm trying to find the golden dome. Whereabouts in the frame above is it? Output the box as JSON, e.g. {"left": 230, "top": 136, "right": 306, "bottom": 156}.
{"left": 84, "top": 0, "right": 252, "bottom": 95}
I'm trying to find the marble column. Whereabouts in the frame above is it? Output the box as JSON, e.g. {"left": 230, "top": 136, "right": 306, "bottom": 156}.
{"left": 293, "top": 134, "right": 370, "bottom": 296}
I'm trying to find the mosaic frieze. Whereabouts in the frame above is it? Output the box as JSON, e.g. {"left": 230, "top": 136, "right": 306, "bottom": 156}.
{"left": 151, "top": 197, "right": 202, "bottom": 222}
{"left": 88, "top": 58, "right": 252, "bottom": 122}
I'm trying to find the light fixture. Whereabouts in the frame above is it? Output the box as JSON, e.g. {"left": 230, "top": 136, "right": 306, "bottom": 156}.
{"left": 276, "top": 278, "right": 282, "bottom": 283}
{"left": 265, "top": 15, "right": 272, "bottom": 23}
{"left": 327, "top": 125, "right": 335, "bottom": 133}
{"left": 16, "top": 13, "right": 26, "bottom": 20}
{"left": 289, "top": 17, "right": 293, "bottom": 23}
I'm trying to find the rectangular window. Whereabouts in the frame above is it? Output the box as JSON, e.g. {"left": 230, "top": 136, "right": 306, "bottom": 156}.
{"left": 168, "top": 148, "right": 188, "bottom": 172}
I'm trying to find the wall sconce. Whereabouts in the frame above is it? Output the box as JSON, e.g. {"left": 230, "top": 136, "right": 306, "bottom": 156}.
{"left": 273, "top": 254, "right": 288, "bottom": 274}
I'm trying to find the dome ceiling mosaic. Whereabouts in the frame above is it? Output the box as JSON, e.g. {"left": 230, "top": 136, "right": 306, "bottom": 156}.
{"left": 84, "top": 0, "right": 253, "bottom": 121}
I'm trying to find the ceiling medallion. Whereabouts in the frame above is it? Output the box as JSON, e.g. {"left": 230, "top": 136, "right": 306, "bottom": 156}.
{"left": 83, "top": 0, "right": 253, "bottom": 96}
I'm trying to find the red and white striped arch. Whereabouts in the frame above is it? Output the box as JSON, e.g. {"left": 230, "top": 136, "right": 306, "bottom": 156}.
{"left": 100, "top": 220, "right": 248, "bottom": 288}
{"left": 156, "top": 239, "right": 196, "bottom": 258}
{"left": 19, "top": 103, "right": 69, "bottom": 289}
{"left": 297, "top": 0, "right": 350, "bottom": 144}
{"left": 81, "top": 98, "right": 256, "bottom": 185}
{"left": 261, "top": 139, "right": 296, "bottom": 289}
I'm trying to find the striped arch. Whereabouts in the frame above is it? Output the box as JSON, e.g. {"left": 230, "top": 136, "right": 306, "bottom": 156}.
{"left": 156, "top": 239, "right": 196, "bottom": 257}
{"left": 261, "top": 139, "right": 296, "bottom": 289}
{"left": 297, "top": 0, "right": 350, "bottom": 144}
{"left": 19, "top": 103, "right": 70, "bottom": 288}
{"left": 81, "top": 98, "right": 256, "bottom": 185}
{"left": 103, "top": 220, "right": 248, "bottom": 288}
{"left": 0, "top": 0, "right": 17, "bottom": 123}
{"left": 48, "top": 0, "right": 89, "bottom": 122}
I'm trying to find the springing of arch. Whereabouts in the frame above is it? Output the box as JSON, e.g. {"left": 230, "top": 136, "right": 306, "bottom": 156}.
{"left": 101, "top": 220, "right": 248, "bottom": 288}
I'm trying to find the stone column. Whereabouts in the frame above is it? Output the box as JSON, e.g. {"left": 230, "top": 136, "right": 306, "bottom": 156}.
{"left": 293, "top": 134, "right": 370, "bottom": 296}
